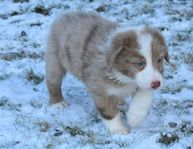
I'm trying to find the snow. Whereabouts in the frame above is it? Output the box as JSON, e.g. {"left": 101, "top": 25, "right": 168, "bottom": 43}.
{"left": 0, "top": 0, "right": 193, "bottom": 148}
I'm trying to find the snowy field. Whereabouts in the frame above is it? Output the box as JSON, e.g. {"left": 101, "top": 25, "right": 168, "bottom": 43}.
{"left": 0, "top": 0, "right": 193, "bottom": 148}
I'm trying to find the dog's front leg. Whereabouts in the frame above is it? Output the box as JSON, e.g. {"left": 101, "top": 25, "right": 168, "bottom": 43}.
{"left": 127, "top": 89, "right": 152, "bottom": 128}
{"left": 93, "top": 94, "right": 130, "bottom": 134}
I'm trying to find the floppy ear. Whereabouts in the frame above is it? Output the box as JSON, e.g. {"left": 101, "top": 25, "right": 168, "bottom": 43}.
{"left": 106, "top": 43, "right": 123, "bottom": 69}
{"left": 106, "top": 31, "right": 138, "bottom": 68}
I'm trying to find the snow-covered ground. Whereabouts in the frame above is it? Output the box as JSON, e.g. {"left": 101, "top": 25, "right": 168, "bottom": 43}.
{"left": 0, "top": 0, "right": 193, "bottom": 148}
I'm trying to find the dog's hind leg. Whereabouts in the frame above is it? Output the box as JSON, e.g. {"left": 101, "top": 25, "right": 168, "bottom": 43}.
{"left": 45, "top": 48, "right": 68, "bottom": 108}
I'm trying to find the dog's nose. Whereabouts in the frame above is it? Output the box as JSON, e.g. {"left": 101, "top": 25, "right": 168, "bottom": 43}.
{"left": 151, "top": 81, "right": 160, "bottom": 89}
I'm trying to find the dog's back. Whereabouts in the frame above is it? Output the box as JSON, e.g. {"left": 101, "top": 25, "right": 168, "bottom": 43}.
{"left": 47, "top": 11, "right": 117, "bottom": 80}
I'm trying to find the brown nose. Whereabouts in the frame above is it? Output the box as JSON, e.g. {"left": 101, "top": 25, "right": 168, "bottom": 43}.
{"left": 151, "top": 81, "right": 160, "bottom": 89}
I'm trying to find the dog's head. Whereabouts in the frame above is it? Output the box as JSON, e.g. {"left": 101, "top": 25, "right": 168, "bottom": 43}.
{"left": 107, "top": 27, "right": 169, "bottom": 90}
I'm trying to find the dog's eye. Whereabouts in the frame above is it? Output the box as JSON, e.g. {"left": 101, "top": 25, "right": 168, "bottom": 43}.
{"left": 135, "top": 60, "right": 146, "bottom": 69}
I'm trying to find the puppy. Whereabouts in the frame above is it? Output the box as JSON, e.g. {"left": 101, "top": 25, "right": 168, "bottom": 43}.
{"left": 45, "top": 11, "right": 169, "bottom": 134}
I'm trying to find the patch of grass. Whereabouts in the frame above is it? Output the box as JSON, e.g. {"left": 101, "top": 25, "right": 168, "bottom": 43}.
{"left": 54, "top": 129, "right": 63, "bottom": 137}
{"left": 0, "top": 74, "right": 11, "bottom": 80}
{"left": 115, "top": 140, "right": 130, "bottom": 148}
{"left": 10, "top": 11, "right": 21, "bottom": 16}
{"left": 186, "top": 10, "right": 193, "bottom": 20}
{"left": 20, "top": 31, "right": 27, "bottom": 37}
{"left": 158, "top": 132, "right": 179, "bottom": 145}
{"left": 164, "top": 100, "right": 193, "bottom": 115}
{"left": 46, "top": 144, "right": 53, "bottom": 149}
{"left": 26, "top": 69, "right": 44, "bottom": 85}
{"left": 168, "top": 122, "right": 177, "bottom": 128}
{"left": 62, "top": 4, "right": 70, "bottom": 10}
{"left": 33, "top": 5, "right": 50, "bottom": 16}
{"left": 13, "top": 0, "right": 29, "bottom": 3}
{"left": 64, "top": 126, "right": 85, "bottom": 136}
{"left": 1, "top": 51, "right": 26, "bottom": 61}
{"left": 173, "top": 100, "right": 193, "bottom": 110}
{"left": 0, "top": 14, "right": 8, "bottom": 20}
{"left": 184, "top": 52, "right": 193, "bottom": 71}
{"left": 30, "top": 100, "right": 42, "bottom": 108}
{"left": 30, "top": 22, "right": 42, "bottom": 27}
{"left": 36, "top": 121, "right": 51, "bottom": 132}
{"left": 84, "top": 131, "right": 96, "bottom": 144}
{"left": 161, "top": 85, "right": 182, "bottom": 94}
{"left": 179, "top": 121, "right": 193, "bottom": 135}
{"left": 82, "top": 130, "right": 111, "bottom": 145}
{"left": 87, "top": 138, "right": 111, "bottom": 145}
{"left": 32, "top": 88, "right": 38, "bottom": 92}
{"left": 10, "top": 19, "right": 22, "bottom": 24}
{"left": 0, "top": 97, "right": 9, "bottom": 107}
{"left": 158, "top": 26, "right": 169, "bottom": 31}
{"left": 139, "top": 2, "right": 155, "bottom": 14}
{"left": 0, "top": 51, "right": 43, "bottom": 61}
{"left": 96, "top": 5, "right": 108, "bottom": 12}
{"left": 175, "top": 32, "right": 190, "bottom": 41}
{"left": 31, "top": 42, "right": 41, "bottom": 49}
{"left": 159, "top": 121, "right": 193, "bottom": 146}
{"left": 154, "top": 99, "right": 168, "bottom": 116}
{"left": 60, "top": 125, "right": 111, "bottom": 145}
{"left": 184, "top": 52, "right": 193, "bottom": 64}
{"left": 160, "top": 82, "right": 193, "bottom": 94}
{"left": 0, "top": 97, "right": 21, "bottom": 111}
{"left": 155, "top": 98, "right": 193, "bottom": 118}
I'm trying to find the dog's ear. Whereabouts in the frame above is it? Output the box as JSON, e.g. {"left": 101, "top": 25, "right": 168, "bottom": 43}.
{"left": 106, "top": 31, "right": 139, "bottom": 68}
{"left": 106, "top": 42, "right": 123, "bottom": 69}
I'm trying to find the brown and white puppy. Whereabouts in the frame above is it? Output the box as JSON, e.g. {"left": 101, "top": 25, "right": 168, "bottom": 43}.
{"left": 45, "top": 11, "right": 169, "bottom": 134}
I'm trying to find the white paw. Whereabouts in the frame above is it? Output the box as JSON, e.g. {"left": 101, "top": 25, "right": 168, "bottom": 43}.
{"left": 109, "top": 124, "right": 130, "bottom": 135}
{"left": 127, "top": 111, "right": 146, "bottom": 128}
{"left": 102, "top": 113, "right": 130, "bottom": 135}
{"left": 52, "top": 100, "right": 69, "bottom": 108}
{"left": 127, "top": 116, "right": 141, "bottom": 128}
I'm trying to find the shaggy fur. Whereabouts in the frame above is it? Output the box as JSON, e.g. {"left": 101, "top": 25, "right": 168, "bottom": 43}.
{"left": 45, "top": 11, "right": 169, "bottom": 134}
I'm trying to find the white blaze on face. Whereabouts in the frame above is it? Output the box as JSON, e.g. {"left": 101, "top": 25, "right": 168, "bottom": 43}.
{"left": 135, "top": 31, "right": 163, "bottom": 90}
